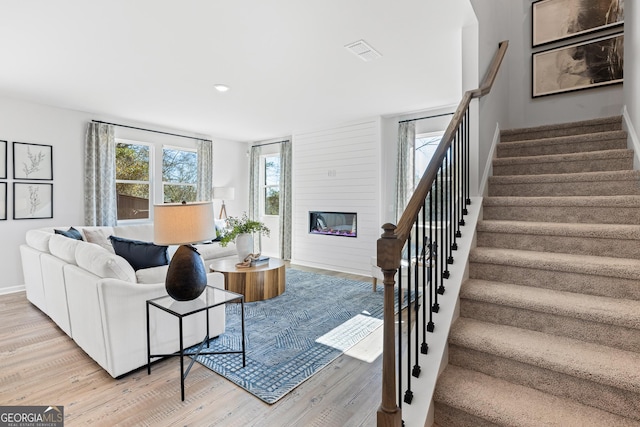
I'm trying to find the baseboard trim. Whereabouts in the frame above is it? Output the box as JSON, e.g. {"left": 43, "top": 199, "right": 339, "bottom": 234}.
{"left": 0, "top": 285, "right": 26, "bottom": 295}
{"left": 622, "top": 106, "right": 640, "bottom": 170}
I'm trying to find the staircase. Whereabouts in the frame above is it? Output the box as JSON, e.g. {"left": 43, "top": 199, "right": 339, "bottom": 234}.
{"left": 432, "top": 116, "right": 640, "bottom": 426}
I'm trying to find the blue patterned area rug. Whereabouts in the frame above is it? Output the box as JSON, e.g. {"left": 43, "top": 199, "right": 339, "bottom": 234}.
{"left": 192, "top": 268, "right": 396, "bottom": 404}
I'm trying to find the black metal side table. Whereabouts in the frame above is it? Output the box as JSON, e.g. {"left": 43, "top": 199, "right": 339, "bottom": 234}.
{"left": 146, "top": 285, "right": 246, "bottom": 401}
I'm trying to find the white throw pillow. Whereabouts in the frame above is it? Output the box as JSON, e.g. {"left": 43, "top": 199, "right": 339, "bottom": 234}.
{"left": 136, "top": 265, "right": 169, "bottom": 284}
{"left": 83, "top": 228, "right": 115, "bottom": 253}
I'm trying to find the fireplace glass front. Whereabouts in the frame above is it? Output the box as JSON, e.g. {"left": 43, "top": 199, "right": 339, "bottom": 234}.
{"left": 309, "top": 211, "right": 357, "bottom": 237}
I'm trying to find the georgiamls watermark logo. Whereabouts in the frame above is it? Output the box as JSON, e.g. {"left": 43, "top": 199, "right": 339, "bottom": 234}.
{"left": 0, "top": 406, "right": 63, "bottom": 427}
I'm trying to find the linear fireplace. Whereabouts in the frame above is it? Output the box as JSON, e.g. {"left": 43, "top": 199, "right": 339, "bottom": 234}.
{"left": 309, "top": 211, "right": 357, "bottom": 237}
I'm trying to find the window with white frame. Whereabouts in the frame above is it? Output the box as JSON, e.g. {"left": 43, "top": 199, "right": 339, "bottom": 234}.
{"left": 162, "top": 146, "right": 197, "bottom": 203}
{"left": 115, "top": 141, "right": 152, "bottom": 220}
{"left": 262, "top": 154, "right": 280, "bottom": 216}
{"left": 115, "top": 140, "right": 199, "bottom": 221}
{"left": 414, "top": 131, "right": 444, "bottom": 188}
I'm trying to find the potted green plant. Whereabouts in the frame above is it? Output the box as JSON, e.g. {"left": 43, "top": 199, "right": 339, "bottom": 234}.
{"left": 219, "top": 213, "right": 270, "bottom": 261}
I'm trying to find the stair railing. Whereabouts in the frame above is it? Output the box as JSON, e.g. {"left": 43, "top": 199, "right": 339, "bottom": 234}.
{"left": 376, "top": 40, "right": 508, "bottom": 427}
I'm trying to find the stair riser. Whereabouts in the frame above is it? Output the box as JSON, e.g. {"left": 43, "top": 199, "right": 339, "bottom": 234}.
{"left": 434, "top": 402, "right": 499, "bottom": 427}
{"left": 488, "top": 179, "right": 640, "bottom": 197}
{"left": 497, "top": 139, "right": 626, "bottom": 158}
{"left": 469, "top": 262, "right": 640, "bottom": 301}
{"left": 476, "top": 232, "right": 640, "bottom": 260}
{"left": 482, "top": 205, "right": 640, "bottom": 224}
{"left": 501, "top": 122, "right": 623, "bottom": 142}
{"left": 493, "top": 157, "right": 633, "bottom": 176}
{"left": 449, "top": 345, "right": 640, "bottom": 421}
{"left": 460, "top": 299, "right": 640, "bottom": 353}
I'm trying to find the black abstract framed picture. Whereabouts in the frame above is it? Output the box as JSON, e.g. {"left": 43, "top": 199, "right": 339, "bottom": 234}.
{"left": 532, "top": 33, "right": 623, "bottom": 98}
{"left": 0, "top": 140, "right": 6, "bottom": 179}
{"left": 13, "top": 182, "right": 53, "bottom": 219}
{"left": 13, "top": 142, "right": 53, "bottom": 180}
{"left": 0, "top": 182, "right": 6, "bottom": 220}
{"left": 532, "top": 0, "right": 624, "bottom": 47}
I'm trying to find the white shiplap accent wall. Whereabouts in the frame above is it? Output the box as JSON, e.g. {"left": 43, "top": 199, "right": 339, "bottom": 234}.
{"left": 292, "top": 118, "right": 380, "bottom": 276}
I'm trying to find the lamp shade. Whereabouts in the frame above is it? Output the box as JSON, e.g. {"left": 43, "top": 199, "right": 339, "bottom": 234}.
{"left": 212, "top": 187, "right": 235, "bottom": 201}
{"left": 154, "top": 201, "right": 216, "bottom": 245}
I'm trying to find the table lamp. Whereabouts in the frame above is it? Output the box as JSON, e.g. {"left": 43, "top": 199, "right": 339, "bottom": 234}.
{"left": 154, "top": 201, "right": 216, "bottom": 301}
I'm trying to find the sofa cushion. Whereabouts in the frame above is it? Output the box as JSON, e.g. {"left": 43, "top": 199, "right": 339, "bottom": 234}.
{"left": 136, "top": 265, "right": 169, "bottom": 284}
{"left": 49, "top": 234, "right": 82, "bottom": 265}
{"left": 54, "top": 227, "right": 83, "bottom": 240}
{"left": 109, "top": 236, "right": 169, "bottom": 271}
{"left": 194, "top": 241, "right": 237, "bottom": 261}
{"left": 25, "top": 229, "right": 54, "bottom": 253}
{"left": 83, "top": 228, "right": 115, "bottom": 253}
{"left": 75, "top": 242, "right": 136, "bottom": 282}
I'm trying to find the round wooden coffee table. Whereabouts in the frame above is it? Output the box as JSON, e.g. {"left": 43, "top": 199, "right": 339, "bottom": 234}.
{"left": 209, "top": 258, "right": 286, "bottom": 302}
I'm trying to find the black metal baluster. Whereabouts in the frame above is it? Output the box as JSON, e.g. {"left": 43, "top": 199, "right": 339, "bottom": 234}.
{"left": 421, "top": 199, "right": 431, "bottom": 349}
{"left": 404, "top": 232, "right": 413, "bottom": 404}
{"left": 428, "top": 187, "right": 436, "bottom": 328}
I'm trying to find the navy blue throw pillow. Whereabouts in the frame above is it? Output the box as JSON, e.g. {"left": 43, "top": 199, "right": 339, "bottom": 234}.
{"left": 108, "top": 236, "right": 169, "bottom": 271}
{"left": 54, "top": 227, "right": 83, "bottom": 240}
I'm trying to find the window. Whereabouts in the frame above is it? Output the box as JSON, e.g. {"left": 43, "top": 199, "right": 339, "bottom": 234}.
{"left": 115, "top": 140, "right": 200, "bottom": 222}
{"left": 116, "top": 141, "right": 151, "bottom": 220}
{"left": 262, "top": 155, "right": 280, "bottom": 216}
{"left": 162, "top": 147, "right": 197, "bottom": 203}
{"left": 414, "top": 132, "right": 444, "bottom": 189}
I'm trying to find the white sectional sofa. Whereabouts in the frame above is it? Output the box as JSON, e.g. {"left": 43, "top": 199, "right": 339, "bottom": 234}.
{"left": 19, "top": 223, "right": 238, "bottom": 378}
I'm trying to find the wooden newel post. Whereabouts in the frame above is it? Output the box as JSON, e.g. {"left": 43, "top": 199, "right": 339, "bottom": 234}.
{"left": 377, "top": 223, "right": 403, "bottom": 427}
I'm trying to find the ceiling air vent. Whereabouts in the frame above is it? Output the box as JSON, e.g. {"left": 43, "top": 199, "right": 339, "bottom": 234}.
{"left": 345, "top": 39, "right": 382, "bottom": 62}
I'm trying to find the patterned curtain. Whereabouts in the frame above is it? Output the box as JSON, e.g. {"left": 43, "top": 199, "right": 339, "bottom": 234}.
{"left": 278, "top": 140, "right": 292, "bottom": 260}
{"left": 248, "top": 144, "right": 261, "bottom": 221}
{"left": 84, "top": 122, "right": 117, "bottom": 226}
{"left": 395, "top": 121, "right": 416, "bottom": 223}
{"left": 196, "top": 139, "right": 213, "bottom": 201}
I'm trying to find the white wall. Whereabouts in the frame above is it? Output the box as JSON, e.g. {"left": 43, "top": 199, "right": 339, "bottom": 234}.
{"left": 292, "top": 118, "right": 380, "bottom": 276}
{"left": 625, "top": 0, "right": 639, "bottom": 137}
{"left": 0, "top": 96, "right": 246, "bottom": 293}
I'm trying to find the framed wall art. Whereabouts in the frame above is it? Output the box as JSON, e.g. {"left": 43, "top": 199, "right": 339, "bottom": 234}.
{"left": 0, "top": 183, "right": 6, "bottom": 220}
{"left": 532, "top": 0, "right": 624, "bottom": 47}
{"left": 13, "top": 142, "right": 53, "bottom": 180}
{"left": 532, "top": 33, "right": 623, "bottom": 98}
{"left": 13, "top": 182, "right": 53, "bottom": 220}
{"left": 0, "top": 140, "right": 6, "bottom": 179}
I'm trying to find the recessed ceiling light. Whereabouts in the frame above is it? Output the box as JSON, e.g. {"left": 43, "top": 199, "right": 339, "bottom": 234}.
{"left": 214, "top": 84, "right": 230, "bottom": 92}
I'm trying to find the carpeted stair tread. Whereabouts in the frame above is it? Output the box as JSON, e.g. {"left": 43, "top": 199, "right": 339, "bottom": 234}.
{"left": 497, "top": 130, "right": 627, "bottom": 158}
{"left": 476, "top": 220, "right": 640, "bottom": 259}
{"left": 470, "top": 247, "right": 640, "bottom": 280}
{"left": 434, "top": 365, "right": 639, "bottom": 427}
{"left": 489, "top": 169, "right": 640, "bottom": 185}
{"left": 500, "top": 115, "right": 623, "bottom": 142}
{"left": 461, "top": 279, "right": 640, "bottom": 330}
{"left": 477, "top": 220, "right": 640, "bottom": 240}
{"left": 492, "top": 149, "right": 634, "bottom": 175}
{"left": 482, "top": 195, "right": 640, "bottom": 224}
{"left": 488, "top": 170, "right": 640, "bottom": 197}
{"left": 483, "top": 195, "right": 640, "bottom": 208}
{"left": 449, "top": 318, "right": 640, "bottom": 393}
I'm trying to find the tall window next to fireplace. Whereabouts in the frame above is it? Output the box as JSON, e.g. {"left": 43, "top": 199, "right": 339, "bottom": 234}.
{"left": 309, "top": 211, "right": 357, "bottom": 237}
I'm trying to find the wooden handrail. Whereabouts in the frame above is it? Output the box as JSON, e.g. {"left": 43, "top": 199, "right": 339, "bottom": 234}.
{"left": 395, "top": 40, "right": 508, "bottom": 242}
{"left": 376, "top": 40, "right": 508, "bottom": 427}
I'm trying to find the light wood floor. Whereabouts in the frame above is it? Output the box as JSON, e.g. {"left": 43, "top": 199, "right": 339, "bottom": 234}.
{"left": 0, "top": 265, "right": 382, "bottom": 427}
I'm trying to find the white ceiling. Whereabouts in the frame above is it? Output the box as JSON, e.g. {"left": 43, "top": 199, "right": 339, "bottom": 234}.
{"left": 0, "top": 1, "right": 475, "bottom": 142}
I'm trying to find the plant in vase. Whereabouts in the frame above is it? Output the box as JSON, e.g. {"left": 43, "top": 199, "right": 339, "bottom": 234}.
{"left": 219, "top": 213, "right": 270, "bottom": 261}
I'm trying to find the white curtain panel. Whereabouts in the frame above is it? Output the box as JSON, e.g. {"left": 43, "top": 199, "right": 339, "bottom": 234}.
{"left": 196, "top": 139, "right": 213, "bottom": 201}
{"left": 395, "top": 121, "right": 416, "bottom": 223}
{"left": 279, "top": 140, "right": 292, "bottom": 260}
{"left": 84, "top": 122, "right": 117, "bottom": 226}
{"left": 248, "top": 145, "right": 261, "bottom": 221}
